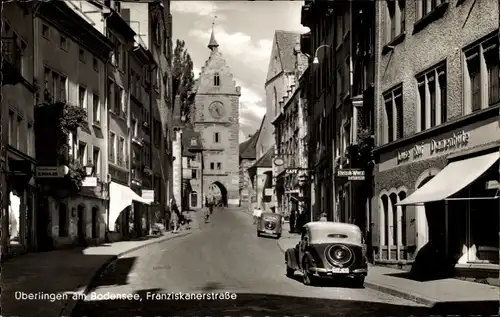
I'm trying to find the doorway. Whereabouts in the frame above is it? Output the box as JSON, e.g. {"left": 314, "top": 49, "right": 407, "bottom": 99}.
{"left": 77, "top": 205, "right": 85, "bottom": 245}
{"left": 91, "top": 207, "right": 98, "bottom": 239}
{"left": 36, "top": 197, "right": 52, "bottom": 251}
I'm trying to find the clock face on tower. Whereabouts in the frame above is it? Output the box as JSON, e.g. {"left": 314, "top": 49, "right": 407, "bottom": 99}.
{"left": 209, "top": 101, "right": 225, "bottom": 119}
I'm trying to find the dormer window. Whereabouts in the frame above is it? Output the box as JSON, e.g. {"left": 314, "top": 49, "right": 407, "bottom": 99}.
{"left": 214, "top": 73, "right": 220, "bottom": 86}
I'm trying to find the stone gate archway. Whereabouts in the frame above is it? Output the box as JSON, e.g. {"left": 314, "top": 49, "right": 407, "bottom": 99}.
{"left": 208, "top": 182, "right": 228, "bottom": 206}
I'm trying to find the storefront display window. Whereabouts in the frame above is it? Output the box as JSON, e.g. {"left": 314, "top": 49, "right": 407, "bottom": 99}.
{"left": 9, "top": 191, "right": 21, "bottom": 245}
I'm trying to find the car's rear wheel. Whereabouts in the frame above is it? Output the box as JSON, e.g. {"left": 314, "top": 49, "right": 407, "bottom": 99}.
{"left": 257, "top": 231, "right": 262, "bottom": 237}
{"left": 286, "top": 266, "right": 294, "bottom": 278}
{"left": 276, "top": 234, "right": 281, "bottom": 239}
{"left": 352, "top": 276, "right": 365, "bottom": 288}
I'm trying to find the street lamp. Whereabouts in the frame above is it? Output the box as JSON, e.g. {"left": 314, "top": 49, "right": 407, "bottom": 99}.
{"left": 85, "top": 161, "right": 94, "bottom": 177}
{"left": 312, "top": 44, "right": 331, "bottom": 65}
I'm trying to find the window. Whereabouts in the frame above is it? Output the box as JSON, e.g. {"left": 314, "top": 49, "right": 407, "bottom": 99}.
{"left": 78, "top": 141, "right": 87, "bottom": 166}
{"left": 92, "top": 57, "right": 98, "bottom": 71}
{"left": 210, "top": 162, "right": 215, "bottom": 170}
{"left": 19, "top": 40, "right": 27, "bottom": 79}
{"left": 42, "top": 24, "right": 49, "bottom": 38}
{"left": 109, "top": 132, "right": 116, "bottom": 163}
{"left": 416, "top": 0, "right": 442, "bottom": 21}
{"left": 336, "top": 68, "right": 343, "bottom": 98}
{"left": 58, "top": 203, "right": 68, "bottom": 237}
{"left": 79, "top": 48, "right": 85, "bottom": 63}
{"left": 192, "top": 169, "right": 197, "bottom": 179}
{"left": 191, "top": 138, "right": 197, "bottom": 146}
{"left": 214, "top": 73, "right": 220, "bottom": 86}
{"left": 417, "top": 63, "right": 447, "bottom": 131}
{"left": 343, "top": 10, "right": 349, "bottom": 36}
{"left": 383, "top": 86, "right": 403, "bottom": 144}
{"left": 344, "top": 56, "right": 350, "bottom": 92}
{"left": 16, "top": 116, "right": 21, "bottom": 150}
{"left": 132, "top": 119, "right": 138, "bottom": 138}
{"left": 464, "top": 35, "right": 500, "bottom": 112}
{"left": 118, "top": 137, "right": 125, "bottom": 166}
{"left": 93, "top": 147, "right": 100, "bottom": 178}
{"left": 386, "top": 0, "right": 405, "bottom": 44}
{"left": 214, "top": 132, "right": 220, "bottom": 143}
{"left": 335, "top": 14, "right": 343, "bottom": 46}
{"left": 60, "top": 36, "right": 68, "bottom": 51}
{"left": 27, "top": 122, "right": 33, "bottom": 156}
{"left": 114, "top": 84, "right": 122, "bottom": 114}
{"left": 121, "top": 86, "right": 126, "bottom": 116}
{"left": 107, "top": 79, "right": 113, "bottom": 111}
{"left": 92, "top": 93, "right": 100, "bottom": 124}
{"left": 217, "top": 162, "right": 222, "bottom": 170}
{"left": 78, "top": 86, "right": 87, "bottom": 109}
{"left": 273, "top": 87, "right": 278, "bottom": 116}
{"left": 8, "top": 110, "right": 14, "bottom": 146}
{"left": 59, "top": 76, "right": 67, "bottom": 102}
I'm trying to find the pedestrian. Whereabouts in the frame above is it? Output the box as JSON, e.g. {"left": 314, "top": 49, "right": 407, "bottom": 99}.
{"left": 289, "top": 210, "right": 296, "bottom": 233}
{"left": 320, "top": 212, "right": 327, "bottom": 222}
{"left": 253, "top": 207, "right": 262, "bottom": 225}
{"left": 170, "top": 199, "right": 180, "bottom": 233}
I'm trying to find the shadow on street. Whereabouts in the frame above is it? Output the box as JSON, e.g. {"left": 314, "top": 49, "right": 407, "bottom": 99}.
{"left": 71, "top": 286, "right": 499, "bottom": 316}
{"left": 86, "top": 257, "right": 138, "bottom": 291}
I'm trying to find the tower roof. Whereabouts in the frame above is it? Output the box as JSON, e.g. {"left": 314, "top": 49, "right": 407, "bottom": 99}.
{"left": 208, "top": 17, "right": 219, "bottom": 50}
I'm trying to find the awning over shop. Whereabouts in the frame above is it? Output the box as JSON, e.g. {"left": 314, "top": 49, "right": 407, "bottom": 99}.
{"left": 397, "top": 152, "right": 499, "bottom": 206}
{"left": 109, "top": 181, "right": 153, "bottom": 231}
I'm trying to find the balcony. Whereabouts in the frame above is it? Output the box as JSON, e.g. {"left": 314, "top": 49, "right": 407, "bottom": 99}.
{"left": 1, "top": 37, "right": 22, "bottom": 86}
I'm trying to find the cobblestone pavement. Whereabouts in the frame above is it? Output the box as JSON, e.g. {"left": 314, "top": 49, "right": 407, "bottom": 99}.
{"left": 70, "top": 207, "right": 447, "bottom": 317}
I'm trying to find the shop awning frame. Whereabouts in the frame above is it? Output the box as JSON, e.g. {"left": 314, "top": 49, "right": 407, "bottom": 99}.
{"left": 397, "top": 152, "right": 499, "bottom": 206}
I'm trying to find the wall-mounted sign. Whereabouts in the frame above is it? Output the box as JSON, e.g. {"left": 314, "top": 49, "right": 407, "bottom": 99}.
{"left": 142, "top": 190, "right": 155, "bottom": 201}
{"left": 35, "top": 166, "right": 68, "bottom": 178}
{"left": 264, "top": 188, "right": 273, "bottom": 196}
{"left": 273, "top": 157, "right": 284, "bottom": 166}
{"left": 336, "top": 169, "right": 365, "bottom": 181}
{"left": 82, "top": 177, "right": 97, "bottom": 187}
{"left": 397, "top": 131, "right": 470, "bottom": 164}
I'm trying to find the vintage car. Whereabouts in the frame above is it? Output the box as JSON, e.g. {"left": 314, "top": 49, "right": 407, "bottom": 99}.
{"left": 285, "top": 222, "right": 368, "bottom": 286}
{"left": 257, "top": 212, "right": 283, "bottom": 239}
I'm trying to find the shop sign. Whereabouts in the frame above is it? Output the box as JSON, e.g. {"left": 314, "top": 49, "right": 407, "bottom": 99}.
{"left": 264, "top": 188, "right": 273, "bottom": 196}
{"left": 142, "top": 190, "right": 154, "bottom": 201}
{"left": 336, "top": 169, "right": 365, "bottom": 181}
{"left": 397, "top": 131, "right": 470, "bottom": 164}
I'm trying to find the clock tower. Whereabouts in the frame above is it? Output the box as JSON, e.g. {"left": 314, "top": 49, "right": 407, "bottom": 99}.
{"left": 192, "top": 24, "right": 241, "bottom": 207}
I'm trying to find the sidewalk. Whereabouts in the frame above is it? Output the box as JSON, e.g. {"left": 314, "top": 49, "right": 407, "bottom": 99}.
{"left": 277, "top": 235, "right": 498, "bottom": 309}
{"left": 1, "top": 211, "right": 202, "bottom": 317}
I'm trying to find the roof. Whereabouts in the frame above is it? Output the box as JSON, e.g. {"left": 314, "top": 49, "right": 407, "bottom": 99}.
{"left": 275, "top": 30, "right": 301, "bottom": 73}
{"left": 181, "top": 124, "right": 202, "bottom": 157}
{"left": 304, "top": 222, "right": 363, "bottom": 245}
{"left": 239, "top": 130, "right": 260, "bottom": 160}
{"left": 249, "top": 146, "right": 274, "bottom": 169}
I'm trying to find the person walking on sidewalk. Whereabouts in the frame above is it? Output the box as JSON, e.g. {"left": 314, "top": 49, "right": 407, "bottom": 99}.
{"left": 170, "top": 199, "right": 180, "bottom": 233}
{"left": 253, "top": 207, "right": 262, "bottom": 225}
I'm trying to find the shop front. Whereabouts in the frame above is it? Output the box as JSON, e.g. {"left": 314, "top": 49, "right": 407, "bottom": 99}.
{"left": 373, "top": 113, "right": 499, "bottom": 283}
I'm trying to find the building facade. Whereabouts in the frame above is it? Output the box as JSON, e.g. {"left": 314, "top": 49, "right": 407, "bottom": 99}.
{"left": 239, "top": 132, "right": 259, "bottom": 208}
{"left": 373, "top": 0, "right": 499, "bottom": 283}
{"left": 193, "top": 28, "right": 241, "bottom": 207}
{"left": 273, "top": 37, "right": 309, "bottom": 220}
{"left": 301, "top": 0, "right": 376, "bottom": 230}
{"left": 32, "top": 2, "right": 114, "bottom": 249}
{"left": 1, "top": 2, "right": 37, "bottom": 256}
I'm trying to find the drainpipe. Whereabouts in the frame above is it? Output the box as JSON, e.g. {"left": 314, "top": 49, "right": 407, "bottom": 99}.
{"left": 103, "top": 9, "right": 114, "bottom": 243}
{"left": 149, "top": 63, "right": 157, "bottom": 234}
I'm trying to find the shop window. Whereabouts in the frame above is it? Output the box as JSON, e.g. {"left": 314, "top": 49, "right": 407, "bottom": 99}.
{"left": 191, "top": 191, "right": 198, "bottom": 208}
{"left": 380, "top": 195, "right": 389, "bottom": 248}
{"left": 389, "top": 193, "right": 398, "bottom": 247}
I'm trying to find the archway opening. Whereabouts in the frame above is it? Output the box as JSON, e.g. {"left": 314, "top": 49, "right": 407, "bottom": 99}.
{"left": 208, "top": 182, "right": 228, "bottom": 207}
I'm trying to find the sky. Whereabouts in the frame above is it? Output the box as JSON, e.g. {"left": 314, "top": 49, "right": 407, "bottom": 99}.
{"left": 171, "top": 1, "right": 309, "bottom": 143}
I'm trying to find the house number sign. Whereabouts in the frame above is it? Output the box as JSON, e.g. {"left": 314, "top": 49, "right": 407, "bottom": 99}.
{"left": 397, "top": 131, "right": 470, "bottom": 164}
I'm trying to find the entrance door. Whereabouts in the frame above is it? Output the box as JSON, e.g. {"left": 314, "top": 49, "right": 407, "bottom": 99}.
{"left": 77, "top": 206, "right": 85, "bottom": 244}
{"left": 36, "top": 197, "right": 52, "bottom": 251}
{"left": 91, "top": 207, "right": 98, "bottom": 239}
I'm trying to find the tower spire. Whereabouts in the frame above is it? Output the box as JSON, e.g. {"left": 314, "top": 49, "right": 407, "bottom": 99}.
{"left": 208, "top": 16, "right": 219, "bottom": 50}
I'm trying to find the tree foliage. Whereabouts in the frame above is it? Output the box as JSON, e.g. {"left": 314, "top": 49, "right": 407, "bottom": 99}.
{"left": 173, "top": 39, "right": 195, "bottom": 122}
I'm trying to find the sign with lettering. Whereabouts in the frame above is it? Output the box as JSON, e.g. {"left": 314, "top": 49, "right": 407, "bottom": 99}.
{"left": 397, "top": 131, "right": 470, "bottom": 164}
{"left": 337, "top": 169, "right": 365, "bottom": 181}
{"left": 35, "top": 166, "right": 67, "bottom": 178}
